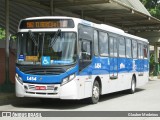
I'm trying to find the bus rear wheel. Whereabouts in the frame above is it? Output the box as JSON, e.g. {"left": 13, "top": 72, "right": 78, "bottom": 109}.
{"left": 88, "top": 80, "right": 100, "bottom": 104}
{"left": 128, "top": 76, "right": 136, "bottom": 94}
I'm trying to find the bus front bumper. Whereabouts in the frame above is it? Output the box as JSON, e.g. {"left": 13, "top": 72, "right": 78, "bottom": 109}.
{"left": 15, "top": 77, "right": 79, "bottom": 99}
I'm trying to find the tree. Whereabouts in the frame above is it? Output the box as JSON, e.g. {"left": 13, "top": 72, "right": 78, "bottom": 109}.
{"left": 0, "top": 28, "right": 5, "bottom": 40}
{"left": 140, "top": 0, "right": 160, "bottom": 19}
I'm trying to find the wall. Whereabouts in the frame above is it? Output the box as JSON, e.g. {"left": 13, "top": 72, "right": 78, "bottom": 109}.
{"left": 0, "top": 40, "right": 15, "bottom": 85}
{"left": 0, "top": 48, "right": 5, "bottom": 85}
{"left": 9, "top": 49, "right": 16, "bottom": 84}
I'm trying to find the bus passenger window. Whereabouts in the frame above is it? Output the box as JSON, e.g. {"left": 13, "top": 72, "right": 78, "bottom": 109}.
{"left": 113, "top": 38, "right": 118, "bottom": 57}
{"left": 94, "top": 30, "right": 99, "bottom": 55}
{"left": 143, "top": 44, "right": 148, "bottom": 59}
{"left": 138, "top": 43, "right": 143, "bottom": 59}
{"left": 99, "top": 32, "right": 108, "bottom": 56}
{"left": 109, "top": 37, "right": 114, "bottom": 57}
{"left": 132, "top": 40, "right": 138, "bottom": 59}
{"left": 126, "top": 38, "right": 132, "bottom": 58}
{"left": 119, "top": 37, "right": 125, "bottom": 57}
{"left": 109, "top": 37, "right": 117, "bottom": 57}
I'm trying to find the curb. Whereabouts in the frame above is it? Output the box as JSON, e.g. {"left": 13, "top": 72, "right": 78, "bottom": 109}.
{"left": 149, "top": 76, "right": 160, "bottom": 80}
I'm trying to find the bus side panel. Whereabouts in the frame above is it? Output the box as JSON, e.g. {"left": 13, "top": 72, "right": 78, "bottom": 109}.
{"left": 118, "top": 58, "right": 130, "bottom": 91}
{"left": 84, "top": 81, "right": 92, "bottom": 98}
{"left": 60, "top": 79, "right": 78, "bottom": 99}
{"left": 136, "top": 59, "right": 149, "bottom": 87}
{"left": 136, "top": 72, "right": 149, "bottom": 87}
{"left": 76, "top": 76, "right": 93, "bottom": 99}
{"left": 78, "top": 57, "right": 149, "bottom": 97}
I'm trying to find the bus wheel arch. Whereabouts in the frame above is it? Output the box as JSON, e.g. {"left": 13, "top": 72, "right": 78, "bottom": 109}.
{"left": 132, "top": 74, "right": 137, "bottom": 86}
{"left": 87, "top": 76, "right": 102, "bottom": 104}
{"left": 94, "top": 76, "right": 102, "bottom": 95}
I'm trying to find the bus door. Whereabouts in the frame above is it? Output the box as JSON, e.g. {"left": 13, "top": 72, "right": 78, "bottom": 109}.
{"left": 79, "top": 40, "right": 92, "bottom": 71}
{"left": 78, "top": 24, "right": 93, "bottom": 71}
{"left": 109, "top": 37, "right": 118, "bottom": 79}
{"left": 138, "top": 43, "right": 144, "bottom": 76}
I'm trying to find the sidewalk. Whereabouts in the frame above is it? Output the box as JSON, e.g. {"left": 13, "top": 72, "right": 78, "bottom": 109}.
{"left": 0, "top": 93, "right": 15, "bottom": 100}
{"left": 149, "top": 76, "right": 160, "bottom": 80}
{"left": 0, "top": 93, "right": 16, "bottom": 101}
{"left": 0, "top": 92, "right": 16, "bottom": 104}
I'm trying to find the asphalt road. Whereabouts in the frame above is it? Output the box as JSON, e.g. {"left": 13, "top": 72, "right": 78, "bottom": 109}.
{"left": 0, "top": 78, "right": 160, "bottom": 120}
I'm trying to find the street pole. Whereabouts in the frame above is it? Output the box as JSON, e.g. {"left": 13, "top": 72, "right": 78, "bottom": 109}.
{"left": 5, "top": 0, "right": 9, "bottom": 84}
{"left": 50, "top": 0, "right": 54, "bottom": 16}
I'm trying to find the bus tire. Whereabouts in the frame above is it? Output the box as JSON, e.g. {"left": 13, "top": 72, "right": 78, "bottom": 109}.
{"left": 128, "top": 76, "right": 136, "bottom": 94}
{"left": 88, "top": 80, "right": 100, "bottom": 104}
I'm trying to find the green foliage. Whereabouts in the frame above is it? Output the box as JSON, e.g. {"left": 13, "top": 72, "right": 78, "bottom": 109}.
{"left": 11, "top": 35, "right": 17, "bottom": 42}
{"left": 149, "top": 7, "right": 160, "bottom": 19}
{"left": 150, "top": 53, "right": 155, "bottom": 64}
{"left": 140, "top": 0, "right": 160, "bottom": 19}
{"left": 140, "top": 0, "right": 148, "bottom": 5}
{"left": 149, "top": 53, "right": 155, "bottom": 75}
{"left": 0, "top": 28, "right": 5, "bottom": 40}
{"left": 0, "top": 28, "right": 16, "bottom": 41}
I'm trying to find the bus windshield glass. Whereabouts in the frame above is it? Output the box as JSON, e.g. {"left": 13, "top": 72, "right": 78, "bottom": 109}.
{"left": 17, "top": 32, "right": 77, "bottom": 65}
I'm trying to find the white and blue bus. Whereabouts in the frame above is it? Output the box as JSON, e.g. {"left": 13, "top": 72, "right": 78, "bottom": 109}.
{"left": 15, "top": 16, "right": 149, "bottom": 104}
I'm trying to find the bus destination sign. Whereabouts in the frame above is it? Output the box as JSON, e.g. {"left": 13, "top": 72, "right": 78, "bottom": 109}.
{"left": 20, "top": 19, "right": 74, "bottom": 29}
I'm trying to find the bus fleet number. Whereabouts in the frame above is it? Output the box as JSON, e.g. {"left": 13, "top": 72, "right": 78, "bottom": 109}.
{"left": 27, "top": 76, "right": 37, "bottom": 81}
{"left": 95, "top": 63, "right": 101, "bottom": 69}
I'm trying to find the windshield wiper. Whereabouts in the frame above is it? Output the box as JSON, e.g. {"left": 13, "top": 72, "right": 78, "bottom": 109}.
{"left": 28, "top": 30, "right": 38, "bottom": 46}
{"left": 49, "top": 29, "right": 61, "bottom": 47}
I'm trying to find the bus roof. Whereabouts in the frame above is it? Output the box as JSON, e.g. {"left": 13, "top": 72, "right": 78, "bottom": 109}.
{"left": 22, "top": 16, "right": 74, "bottom": 20}
{"left": 124, "top": 32, "right": 148, "bottom": 43}
{"left": 19, "top": 16, "right": 148, "bottom": 43}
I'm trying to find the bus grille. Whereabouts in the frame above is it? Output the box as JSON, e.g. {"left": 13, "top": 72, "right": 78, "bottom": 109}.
{"left": 18, "top": 67, "right": 65, "bottom": 75}
{"left": 28, "top": 84, "right": 55, "bottom": 90}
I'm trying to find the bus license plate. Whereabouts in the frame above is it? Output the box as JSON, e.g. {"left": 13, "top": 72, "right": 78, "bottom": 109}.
{"left": 35, "top": 86, "right": 46, "bottom": 90}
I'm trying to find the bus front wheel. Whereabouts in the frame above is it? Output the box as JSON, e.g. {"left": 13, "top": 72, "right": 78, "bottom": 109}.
{"left": 88, "top": 80, "right": 100, "bottom": 104}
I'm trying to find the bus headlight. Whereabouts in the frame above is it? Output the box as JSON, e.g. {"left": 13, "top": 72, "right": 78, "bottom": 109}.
{"left": 61, "top": 73, "right": 76, "bottom": 86}
{"left": 15, "top": 73, "right": 23, "bottom": 85}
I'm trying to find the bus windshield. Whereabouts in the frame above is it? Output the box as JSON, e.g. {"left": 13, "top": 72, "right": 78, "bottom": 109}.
{"left": 17, "top": 32, "right": 77, "bottom": 65}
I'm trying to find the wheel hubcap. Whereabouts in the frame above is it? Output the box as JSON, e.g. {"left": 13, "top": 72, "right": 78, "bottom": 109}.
{"left": 132, "top": 80, "right": 135, "bottom": 92}
{"left": 93, "top": 86, "right": 99, "bottom": 98}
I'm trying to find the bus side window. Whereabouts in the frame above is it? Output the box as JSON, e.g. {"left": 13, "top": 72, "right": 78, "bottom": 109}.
{"left": 113, "top": 37, "right": 118, "bottom": 57}
{"left": 99, "top": 32, "right": 108, "bottom": 56}
{"left": 94, "top": 30, "right": 99, "bottom": 56}
{"left": 132, "top": 40, "right": 138, "bottom": 59}
{"left": 119, "top": 37, "right": 125, "bottom": 57}
{"left": 109, "top": 36, "right": 117, "bottom": 57}
{"left": 126, "top": 38, "right": 132, "bottom": 58}
{"left": 109, "top": 37, "right": 114, "bottom": 57}
{"left": 143, "top": 44, "right": 148, "bottom": 59}
{"left": 138, "top": 43, "right": 143, "bottom": 59}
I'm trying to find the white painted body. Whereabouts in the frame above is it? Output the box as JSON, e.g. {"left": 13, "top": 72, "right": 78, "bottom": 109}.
{"left": 16, "top": 71, "right": 148, "bottom": 99}
{"left": 16, "top": 16, "right": 149, "bottom": 100}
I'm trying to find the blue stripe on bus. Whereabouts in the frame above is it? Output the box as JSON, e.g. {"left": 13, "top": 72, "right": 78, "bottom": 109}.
{"left": 16, "top": 56, "right": 149, "bottom": 84}
{"left": 78, "top": 57, "right": 149, "bottom": 75}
